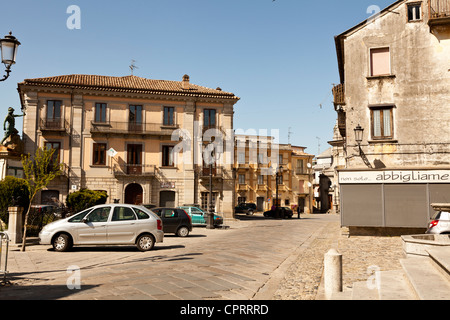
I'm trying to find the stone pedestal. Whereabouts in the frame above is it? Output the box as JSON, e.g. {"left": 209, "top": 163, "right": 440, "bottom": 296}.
{"left": 7, "top": 207, "right": 23, "bottom": 245}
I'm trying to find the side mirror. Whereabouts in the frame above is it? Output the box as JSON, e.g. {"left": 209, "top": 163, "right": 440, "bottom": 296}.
{"left": 82, "top": 217, "right": 88, "bottom": 223}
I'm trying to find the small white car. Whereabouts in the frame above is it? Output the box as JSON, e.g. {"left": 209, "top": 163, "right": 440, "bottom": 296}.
{"left": 39, "top": 204, "right": 164, "bottom": 252}
{"left": 426, "top": 204, "right": 450, "bottom": 235}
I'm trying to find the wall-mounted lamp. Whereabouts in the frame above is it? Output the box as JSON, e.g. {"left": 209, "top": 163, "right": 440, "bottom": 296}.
{"left": 354, "top": 124, "right": 373, "bottom": 169}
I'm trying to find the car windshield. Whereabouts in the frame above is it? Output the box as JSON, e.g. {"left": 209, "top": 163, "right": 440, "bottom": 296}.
{"left": 68, "top": 208, "right": 93, "bottom": 222}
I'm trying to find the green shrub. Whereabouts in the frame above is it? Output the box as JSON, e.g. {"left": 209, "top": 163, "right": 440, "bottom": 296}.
{"left": 66, "top": 188, "right": 108, "bottom": 213}
{"left": 0, "top": 176, "right": 30, "bottom": 224}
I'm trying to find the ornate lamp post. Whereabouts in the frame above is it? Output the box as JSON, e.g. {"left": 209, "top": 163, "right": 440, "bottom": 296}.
{"left": 275, "top": 165, "right": 283, "bottom": 218}
{"left": 354, "top": 124, "right": 373, "bottom": 169}
{"left": 0, "top": 32, "right": 21, "bottom": 82}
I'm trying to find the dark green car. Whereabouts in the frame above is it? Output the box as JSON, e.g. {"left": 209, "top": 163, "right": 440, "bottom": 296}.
{"left": 177, "top": 206, "right": 223, "bottom": 227}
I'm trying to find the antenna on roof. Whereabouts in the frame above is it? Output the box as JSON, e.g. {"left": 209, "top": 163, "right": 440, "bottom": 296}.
{"left": 288, "top": 127, "right": 292, "bottom": 145}
{"left": 129, "top": 59, "right": 139, "bottom": 75}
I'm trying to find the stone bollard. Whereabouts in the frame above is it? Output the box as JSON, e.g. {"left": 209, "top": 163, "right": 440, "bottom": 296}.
{"left": 7, "top": 207, "right": 23, "bottom": 245}
{"left": 324, "top": 248, "right": 343, "bottom": 300}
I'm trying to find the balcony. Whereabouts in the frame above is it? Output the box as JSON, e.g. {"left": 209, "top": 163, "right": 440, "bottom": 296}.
{"left": 332, "top": 83, "right": 345, "bottom": 107}
{"left": 429, "top": 0, "right": 450, "bottom": 26}
{"left": 40, "top": 118, "right": 69, "bottom": 133}
{"left": 91, "top": 121, "right": 179, "bottom": 136}
{"left": 199, "top": 166, "right": 224, "bottom": 179}
{"left": 113, "top": 164, "right": 156, "bottom": 177}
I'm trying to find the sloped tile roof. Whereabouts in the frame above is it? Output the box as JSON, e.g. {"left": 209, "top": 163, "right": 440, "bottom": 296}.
{"left": 18, "top": 74, "right": 239, "bottom": 100}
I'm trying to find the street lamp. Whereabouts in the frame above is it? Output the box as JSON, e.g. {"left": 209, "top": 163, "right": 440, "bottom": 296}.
{"left": 354, "top": 124, "right": 364, "bottom": 147}
{"left": 354, "top": 124, "right": 373, "bottom": 169}
{"left": 275, "top": 165, "right": 283, "bottom": 218}
{"left": 0, "top": 32, "right": 21, "bottom": 82}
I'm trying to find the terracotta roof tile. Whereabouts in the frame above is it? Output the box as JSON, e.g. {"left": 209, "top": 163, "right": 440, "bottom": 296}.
{"left": 19, "top": 74, "right": 239, "bottom": 100}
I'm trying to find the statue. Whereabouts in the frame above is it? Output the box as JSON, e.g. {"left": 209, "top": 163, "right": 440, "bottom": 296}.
{"left": 2, "top": 107, "right": 24, "bottom": 146}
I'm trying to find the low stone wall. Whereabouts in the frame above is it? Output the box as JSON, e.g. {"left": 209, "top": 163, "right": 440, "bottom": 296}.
{"left": 402, "top": 234, "right": 450, "bottom": 257}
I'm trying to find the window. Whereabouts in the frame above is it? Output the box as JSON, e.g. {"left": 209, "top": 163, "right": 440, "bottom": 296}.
{"left": 258, "top": 175, "right": 265, "bottom": 185}
{"left": 279, "top": 154, "right": 284, "bottom": 165}
{"left": 47, "top": 101, "right": 62, "bottom": 121}
{"left": 162, "top": 209, "right": 178, "bottom": 218}
{"left": 129, "top": 105, "right": 142, "bottom": 131}
{"left": 45, "top": 142, "right": 61, "bottom": 164}
{"left": 239, "top": 174, "right": 246, "bottom": 184}
{"left": 92, "top": 143, "right": 106, "bottom": 165}
{"left": 162, "top": 145, "right": 174, "bottom": 167}
{"left": 277, "top": 174, "right": 283, "bottom": 185}
{"left": 370, "top": 48, "right": 390, "bottom": 77}
{"left": 371, "top": 107, "right": 394, "bottom": 139}
{"left": 134, "top": 208, "right": 150, "bottom": 220}
{"left": 112, "top": 207, "right": 136, "bottom": 221}
{"left": 238, "top": 152, "right": 246, "bottom": 164}
{"left": 408, "top": 3, "right": 421, "bottom": 21}
{"left": 238, "top": 197, "right": 246, "bottom": 204}
{"left": 95, "top": 103, "right": 107, "bottom": 123}
{"left": 163, "top": 107, "right": 175, "bottom": 126}
{"left": 258, "top": 153, "right": 266, "bottom": 164}
{"left": 86, "top": 207, "right": 111, "bottom": 223}
{"left": 204, "top": 109, "right": 216, "bottom": 129}
{"left": 296, "top": 159, "right": 304, "bottom": 174}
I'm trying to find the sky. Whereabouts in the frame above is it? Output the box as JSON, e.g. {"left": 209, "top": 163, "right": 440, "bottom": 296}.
{"left": 0, "top": 0, "right": 395, "bottom": 156}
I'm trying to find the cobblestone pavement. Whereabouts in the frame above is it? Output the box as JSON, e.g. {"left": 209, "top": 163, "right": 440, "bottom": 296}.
{"left": 273, "top": 218, "right": 404, "bottom": 300}
{"left": 0, "top": 214, "right": 404, "bottom": 300}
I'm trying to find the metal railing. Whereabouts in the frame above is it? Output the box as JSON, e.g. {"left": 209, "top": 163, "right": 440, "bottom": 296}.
{"left": 0, "top": 232, "right": 10, "bottom": 285}
{"left": 91, "top": 121, "right": 179, "bottom": 136}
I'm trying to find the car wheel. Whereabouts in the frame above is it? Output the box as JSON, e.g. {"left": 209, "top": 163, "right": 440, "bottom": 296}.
{"left": 247, "top": 210, "right": 254, "bottom": 216}
{"left": 177, "top": 226, "right": 190, "bottom": 237}
{"left": 136, "top": 234, "right": 155, "bottom": 252}
{"left": 52, "top": 233, "right": 72, "bottom": 252}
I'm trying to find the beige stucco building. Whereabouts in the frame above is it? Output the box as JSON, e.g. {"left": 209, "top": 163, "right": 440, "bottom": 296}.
{"left": 234, "top": 135, "right": 314, "bottom": 213}
{"left": 18, "top": 74, "right": 239, "bottom": 219}
{"left": 331, "top": 0, "right": 450, "bottom": 233}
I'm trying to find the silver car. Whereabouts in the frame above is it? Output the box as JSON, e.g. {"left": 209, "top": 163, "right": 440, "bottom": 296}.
{"left": 426, "top": 204, "right": 450, "bottom": 235}
{"left": 39, "top": 204, "right": 164, "bottom": 252}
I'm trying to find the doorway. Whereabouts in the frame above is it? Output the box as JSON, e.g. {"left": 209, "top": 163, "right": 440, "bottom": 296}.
{"left": 257, "top": 197, "right": 265, "bottom": 212}
{"left": 125, "top": 183, "right": 143, "bottom": 205}
{"left": 160, "top": 191, "right": 176, "bottom": 207}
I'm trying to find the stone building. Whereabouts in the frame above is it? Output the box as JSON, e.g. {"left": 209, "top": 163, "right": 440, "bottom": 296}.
{"left": 331, "top": 0, "right": 450, "bottom": 234}
{"left": 17, "top": 74, "right": 239, "bottom": 220}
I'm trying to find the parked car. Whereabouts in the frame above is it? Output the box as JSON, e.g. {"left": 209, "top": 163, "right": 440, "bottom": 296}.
{"left": 263, "top": 207, "right": 293, "bottom": 219}
{"left": 235, "top": 203, "right": 257, "bottom": 215}
{"left": 151, "top": 207, "right": 192, "bottom": 237}
{"left": 426, "top": 204, "right": 450, "bottom": 234}
{"left": 39, "top": 204, "right": 164, "bottom": 252}
{"left": 178, "top": 206, "right": 223, "bottom": 227}
{"left": 142, "top": 204, "right": 157, "bottom": 210}
{"left": 31, "top": 204, "right": 62, "bottom": 218}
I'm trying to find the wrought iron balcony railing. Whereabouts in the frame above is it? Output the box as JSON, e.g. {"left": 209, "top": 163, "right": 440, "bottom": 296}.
{"left": 40, "top": 118, "right": 70, "bottom": 133}
{"left": 113, "top": 164, "right": 156, "bottom": 177}
{"left": 91, "top": 121, "right": 179, "bottom": 136}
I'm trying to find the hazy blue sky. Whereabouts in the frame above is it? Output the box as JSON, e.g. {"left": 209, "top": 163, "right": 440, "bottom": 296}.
{"left": 0, "top": 0, "right": 394, "bottom": 155}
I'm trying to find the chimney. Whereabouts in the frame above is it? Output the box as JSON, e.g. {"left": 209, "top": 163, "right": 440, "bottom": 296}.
{"left": 182, "top": 74, "right": 190, "bottom": 90}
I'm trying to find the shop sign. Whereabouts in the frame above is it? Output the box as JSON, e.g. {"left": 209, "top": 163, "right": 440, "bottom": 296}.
{"left": 339, "top": 170, "right": 450, "bottom": 184}
{"left": 161, "top": 182, "right": 176, "bottom": 189}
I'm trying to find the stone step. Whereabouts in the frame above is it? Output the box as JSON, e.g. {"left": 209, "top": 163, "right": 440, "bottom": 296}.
{"left": 400, "top": 257, "right": 450, "bottom": 300}
{"left": 351, "top": 281, "right": 379, "bottom": 300}
{"left": 378, "top": 270, "right": 417, "bottom": 300}
{"left": 427, "top": 247, "right": 450, "bottom": 282}
{"left": 329, "top": 289, "right": 352, "bottom": 300}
